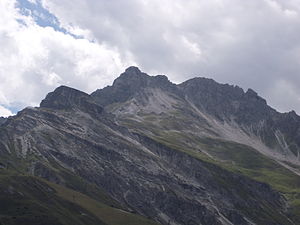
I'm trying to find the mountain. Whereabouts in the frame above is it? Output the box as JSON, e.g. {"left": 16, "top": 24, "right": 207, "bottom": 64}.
{"left": 0, "top": 117, "right": 6, "bottom": 125}
{"left": 1, "top": 67, "right": 300, "bottom": 225}
{"left": 179, "top": 77, "right": 300, "bottom": 161}
{"left": 92, "top": 67, "right": 300, "bottom": 169}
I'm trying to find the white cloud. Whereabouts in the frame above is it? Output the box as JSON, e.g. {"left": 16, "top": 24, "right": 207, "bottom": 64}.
{"left": 1, "top": 0, "right": 300, "bottom": 114}
{"left": 0, "top": 105, "right": 13, "bottom": 117}
{"left": 27, "top": 0, "right": 37, "bottom": 3}
{"left": 266, "top": 79, "right": 300, "bottom": 113}
{"left": 40, "top": 0, "right": 300, "bottom": 113}
{"left": 0, "top": 0, "right": 134, "bottom": 111}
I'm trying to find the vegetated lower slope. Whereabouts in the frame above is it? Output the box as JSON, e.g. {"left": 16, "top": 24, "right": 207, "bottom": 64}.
{"left": 0, "top": 67, "right": 300, "bottom": 224}
{"left": 0, "top": 170, "right": 105, "bottom": 225}
{"left": 104, "top": 93, "right": 300, "bottom": 220}
{"left": 0, "top": 87, "right": 160, "bottom": 225}
{"left": 0, "top": 169, "right": 159, "bottom": 225}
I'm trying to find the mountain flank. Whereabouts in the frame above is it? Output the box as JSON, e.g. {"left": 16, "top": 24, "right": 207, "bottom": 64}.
{"left": 0, "top": 66, "right": 300, "bottom": 225}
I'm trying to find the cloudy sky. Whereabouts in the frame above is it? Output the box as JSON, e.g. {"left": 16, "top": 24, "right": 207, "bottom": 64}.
{"left": 1, "top": 0, "right": 300, "bottom": 116}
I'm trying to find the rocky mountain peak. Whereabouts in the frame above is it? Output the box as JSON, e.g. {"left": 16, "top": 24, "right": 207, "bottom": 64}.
{"left": 245, "top": 88, "right": 258, "bottom": 96}
{"left": 152, "top": 74, "right": 170, "bottom": 85}
{"left": 245, "top": 88, "right": 267, "bottom": 104}
{"left": 40, "top": 85, "right": 90, "bottom": 110}
{"left": 178, "top": 77, "right": 274, "bottom": 123}
{"left": 40, "top": 85, "right": 103, "bottom": 115}
{"left": 0, "top": 116, "right": 6, "bottom": 125}
{"left": 288, "top": 110, "right": 298, "bottom": 118}
{"left": 112, "top": 66, "right": 172, "bottom": 88}
{"left": 112, "top": 66, "right": 149, "bottom": 88}
{"left": 125, "top": 66, "right": 142, "bottom": 74}
{"left": 92, "top": 67, "right": 176, "bottom": 106}
{"left": 179, "top": 77, "right": 245, "bottom": 97}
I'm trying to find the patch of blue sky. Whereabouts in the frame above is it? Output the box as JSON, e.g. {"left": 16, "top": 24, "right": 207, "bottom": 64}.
{"left": 0, "top": 104, "right": 18, "bottom": 116}
{"left": 6, "top": 102, "right": 28, "bottom": 114}
{"left": 15, "top": 0, "right": 83, "bottom": 39}
{"left": 7, "top": 105, "right": 21, "bottom": 115}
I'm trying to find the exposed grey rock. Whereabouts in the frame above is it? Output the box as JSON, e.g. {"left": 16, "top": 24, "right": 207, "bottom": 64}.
{"left": 0, "top": 88, "right": 294, "bottom": 225}
{"left": 0, "top": 67, "right": 299, "bottom": 225}
{"left": 92, "top": 67, "right": 300, "bottom": 165}
{"left": 92, "top": 66, "right": 180, "bottom": 107}
{"left": 41, "top": 85, "right": 104, "bottom": 117}
{"left": 0, "top": 117, "right": 7, "bottom": 126}
{"left": 178, "top": 78, "right": 272, "bottom": 123}
{"left": 179, "top": 77, "right": 300, "bottom": 158}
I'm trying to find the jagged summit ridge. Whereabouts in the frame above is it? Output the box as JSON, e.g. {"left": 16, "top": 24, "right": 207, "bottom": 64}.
{"left": 40, "top": 85, "right": 103, "bottom": 115}
{"left": 91, "top": 67, "right": 300, "bottom": 166}
{"left": 40, "top": 85, "right": 89, "bottom": 109}
{"left": 92, "top": 66, "right": 274, "bottom": 119}
{"left": 113, "top": 66, "right": 173, "bottom": 89}
{"left": 124, "top": 65, "right": 143, "bottom": 74}
{"left": 91, "top": 66, "right": 177, "bottom": 107}
{"left": 179, "top": 76, "right": 273, "bottom": 123}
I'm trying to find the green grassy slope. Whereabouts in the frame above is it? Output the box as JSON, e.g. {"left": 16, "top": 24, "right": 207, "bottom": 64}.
{"left": 152, "top": 133, "right": 300, "bottom": 222}
{"left": 0, "top": 169, "right": 160, "bottom": 225}
{"left": 48, "top": 181, "right": 159, "bottom": 225}
{"left": 117, "top": 113, "right": 300, "bottom": 222}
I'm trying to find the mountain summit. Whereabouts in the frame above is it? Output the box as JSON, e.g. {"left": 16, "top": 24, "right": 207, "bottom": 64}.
{"left": 92, "top": 66, "right": 177, "bottom": 107}
{"left": 41, "top": 85, "right": 104, "bottom": 115}
{"left": 0, "top": 67, "right": 300, "bottom": 225}
{"left": 93, "top": 67, "right": 300, "bottom": 165}
{"left": 40, "top": 85, "right": 91, "bottom": 109}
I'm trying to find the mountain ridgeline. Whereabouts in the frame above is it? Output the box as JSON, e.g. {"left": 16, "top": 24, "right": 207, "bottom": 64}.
{"left": 93, "top": 67, "right": 300, "bottom": 163}
{"left": 1, "top": 66, "right": 300, "bottom": 225}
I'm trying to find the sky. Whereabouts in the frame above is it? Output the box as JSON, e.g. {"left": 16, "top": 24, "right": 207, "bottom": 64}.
{"left": 0, "top": 0, "right": 300, "bottom": 117}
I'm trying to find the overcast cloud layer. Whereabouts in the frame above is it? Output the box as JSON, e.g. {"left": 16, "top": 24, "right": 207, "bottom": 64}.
{"left": 1, "top": 0, "right": 300, "bottom": 116}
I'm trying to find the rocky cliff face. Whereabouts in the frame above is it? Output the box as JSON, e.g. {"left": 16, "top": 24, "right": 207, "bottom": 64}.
{"left": 92, "top": 67, "right": 300, "bottom": 168}
{"left": 178, "top": 77, "right": 273, "bottom": 123}
{"left": 179, "top": 78, "right": 300, "bottom": 158}
{"left": 91, "top": 67, "right": 180, "bottom": 107}
{"left": 0, "top": 67, "right": 300, "bottom": 225}
{"left": 0, "top": 117, "right": 6, "bottom": 125}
